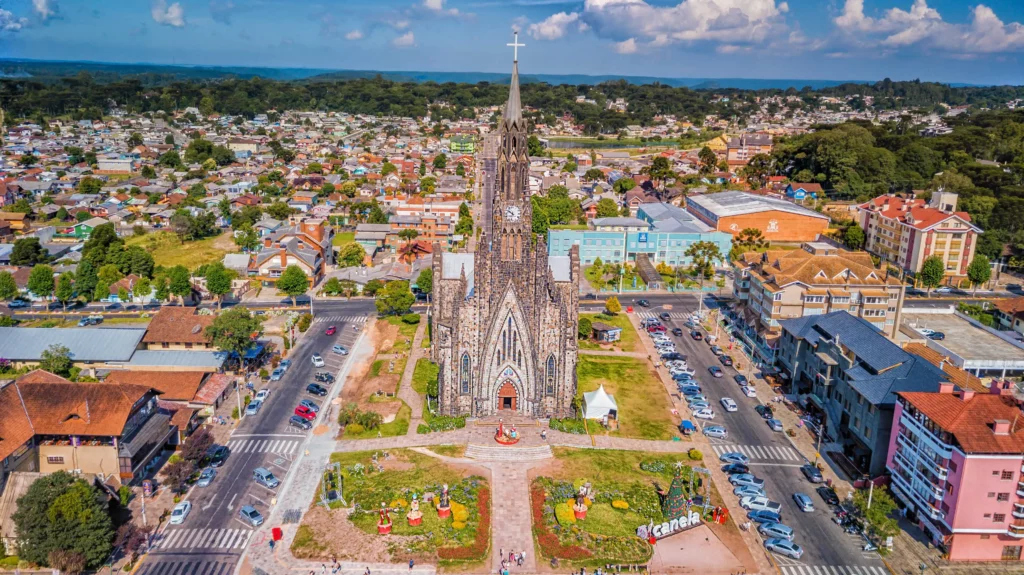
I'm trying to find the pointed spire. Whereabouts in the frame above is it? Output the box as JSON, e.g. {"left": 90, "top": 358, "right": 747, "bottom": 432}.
{"left": 503, "top": 32, "right": 524, "bottom": 123}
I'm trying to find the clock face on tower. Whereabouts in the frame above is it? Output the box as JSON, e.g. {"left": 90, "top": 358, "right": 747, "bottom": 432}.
{"left": 504, "top": 205, "right": 521, "bottom": 222}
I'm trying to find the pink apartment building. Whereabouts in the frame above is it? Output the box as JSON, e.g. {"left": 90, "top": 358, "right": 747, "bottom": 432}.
{"left": 887, "top": 382, "right": 1024, "bottom": 562}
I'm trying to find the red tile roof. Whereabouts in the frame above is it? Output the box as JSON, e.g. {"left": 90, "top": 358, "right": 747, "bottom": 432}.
{"left": 859, "top": 195, "right": 976, "bottom": 231}
{"left": 105, "top": 371, "right": 206, "bottom": 402}
{"left": 898, "top": 391, "right": 1024, "bottom": 454}
{"left": 142, "top": 307, "right": 214, "bottom": 345}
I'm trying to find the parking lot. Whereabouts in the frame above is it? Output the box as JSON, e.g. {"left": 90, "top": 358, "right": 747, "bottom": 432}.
{"left": 902, "top": 313, "right": 1024, "bottom": 376}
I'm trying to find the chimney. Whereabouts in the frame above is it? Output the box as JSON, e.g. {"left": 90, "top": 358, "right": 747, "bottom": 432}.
{"left": 263, "top": 237, "right": 272, "bottom": 248}
{"left": 938, "top": 382, "right": 956, "bottom": 394}
{"left": 990, "top": 380, "right": 1013, "bottom": 396}
{"left": 993, "top": 419, "right": 1011, "bottom": 436}
{"left": 959, "top": 389, "right": 975, "bottom": 402}
{"left": 279, "top": 248, "right": 287, "bottom": 268}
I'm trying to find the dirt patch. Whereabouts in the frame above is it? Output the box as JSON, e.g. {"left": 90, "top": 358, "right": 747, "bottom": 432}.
{"left": 292, "top": 506, "right": 393, "bottom": 562}
{"left": 363, "top": 399, "right": 401, "bottom": 422}
{"left": 312, "top": 424, "right": 331, "bottom": 436}
{"left": 374, "top": 319, "right": 401, "bottom": 354}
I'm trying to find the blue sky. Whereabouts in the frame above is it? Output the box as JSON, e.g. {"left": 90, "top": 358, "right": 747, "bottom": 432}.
{"left": 1, "top": 0, "right": 1023, "bottom": 85}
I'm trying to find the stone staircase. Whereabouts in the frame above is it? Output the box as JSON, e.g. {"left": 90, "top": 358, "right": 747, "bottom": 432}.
{"left": 464, "top": 443, "right": 553, "bottom": 461}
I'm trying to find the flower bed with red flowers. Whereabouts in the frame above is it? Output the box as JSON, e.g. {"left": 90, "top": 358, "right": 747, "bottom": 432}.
{"left": 438, "top": 487, "right": 490, "bottom": 562}
{"left": 531, "top": 486, "right": 593, "bottom": 560}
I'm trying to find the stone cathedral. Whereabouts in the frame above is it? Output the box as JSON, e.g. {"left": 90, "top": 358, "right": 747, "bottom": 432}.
{"left": 430, "top": 48, "right": 580, "bottom": 419}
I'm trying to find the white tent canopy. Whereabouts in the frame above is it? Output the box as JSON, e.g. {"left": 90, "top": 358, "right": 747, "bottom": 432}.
{"left": 582, "top": 385, "right": 618, "bottom": 420}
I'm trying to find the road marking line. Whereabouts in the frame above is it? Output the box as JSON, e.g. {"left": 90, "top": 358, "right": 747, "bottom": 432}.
{"left": 227, "top": 493, "right": 238, "bottom": 510}
{"left": 201, "top": 494, "right": 217, "bottom": 511}
{"left": 236, "top": 530, "right": 252, "bottom": 549}
{"left": 230, "top": 433, "right": 306, "bottom": 438}
{"left": 746, "top": 462, "right": 805, "bottom": 468}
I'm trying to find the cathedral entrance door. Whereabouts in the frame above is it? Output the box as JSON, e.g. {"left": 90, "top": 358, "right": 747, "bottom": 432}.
{"left": 497, "top": 381, "right": 518, "bottom": 411}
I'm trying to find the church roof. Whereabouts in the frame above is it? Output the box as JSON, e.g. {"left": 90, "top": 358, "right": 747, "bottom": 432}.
{"left": 441, "top": 252, "right": 475, "bottom": 296}
{"left": 549, "top": 256, "right": 572, "bottom": 282}
{"left": 503, "top": 60, "right": 522, "bottom": 123}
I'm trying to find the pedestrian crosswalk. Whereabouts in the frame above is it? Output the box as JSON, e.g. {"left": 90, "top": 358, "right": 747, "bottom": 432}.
{"left": 636, "top": 312, "right": 691, "bottom": 320}
{"left": 225, "top": 438, "right": 300, "bottom": 455}
{"left": 711, "top": 443, "right": 804, "bottom": 462}
{"left": 137, "top": 560, "right": 236, "bottom": 575}
{"left": 779, "top": 565, "right": 887, "bottom": 575}
{"left": 316, "top": 315, "right": 368, "bottom": 323}
{"left": 152, "top": 528, "right": 252, "bottom": 551}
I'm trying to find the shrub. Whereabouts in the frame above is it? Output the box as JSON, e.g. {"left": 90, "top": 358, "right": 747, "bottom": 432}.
{"left": 118, "top": 485, "right": 132, "bottom": 507}
{"left": 688, "top": 449, "right": 703, "bottom": 461}
{"left": 401, "top": 313, "right": 421, "bottom": 325}
{"left": 427, "top": 415, "right": 467, "bottom": 432}
{"left": 437, "top": 487, "right": 490, "bottom": 561}
{"left": 554, "top": 502, "right": 576, "bottom": 525}
{"left": 297, "top": 313, "right": 313, "bottom": 333}
{"left": 451, "top": 521, "right": 466, "bottom": 530}
{"left": 451, "top": 501, "right": 469, "bottom": 523}
{"left": 345, "top": 423, "right": 365, "bottom": 435}
{"left": 390, "top": 498, "right": 408, "bottom": 509}
{"left": 0, "top": 557, "right": 20, "bottom": 567}
{"left": 231, "top": 407, "right": 239, "bottom": 420}
{"left": 259, "top": 368, "right": 269, "bottom": 379}
{"left": 612, "top": 500, "right": 629, "bottom": 510}
{"left": 357, "top": 410, "right": 383, "bottom": 430}
{"left": 417, "top": 423, "right": 431, "bottom": 434}
{"left": 549, "top": 418, "right": 587, "bottom": 434}
{"left": 639, "top": 459, "right": 668, "bottom": 473}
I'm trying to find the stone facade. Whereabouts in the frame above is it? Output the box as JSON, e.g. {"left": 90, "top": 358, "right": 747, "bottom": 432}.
{"left": 430, "top": 58, "right": 580, "bottom": 419}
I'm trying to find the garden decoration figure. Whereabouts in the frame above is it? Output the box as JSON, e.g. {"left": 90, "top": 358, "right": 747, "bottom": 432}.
{"left": 573, "top": 484, "right": 589, "bottom": 520}
{"left": 494, "top": 418, "right": 521, "bottom": 445}
{"left": 377, "top": 502, "right": 392, "bottom": 534}
{"left": 437, "top": 484, "right": 452, "bottom": 518}
{"left": 407, "top": 494, "right": 423, "bottom": 526}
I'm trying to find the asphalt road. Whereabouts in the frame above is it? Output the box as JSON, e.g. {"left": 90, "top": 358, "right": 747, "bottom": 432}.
{"left": 136, "top": 299, "right": 376, "bottom": 575}
{"left": 635, "top": 294, "right": 885, "bottom": 573}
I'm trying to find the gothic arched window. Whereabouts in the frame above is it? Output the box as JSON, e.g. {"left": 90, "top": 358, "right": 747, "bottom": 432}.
{"left": 460, "top": 353, "right": 471, "bottom": 395}
{"left": 546, "top": 355, "right": 556, "bottom": 395}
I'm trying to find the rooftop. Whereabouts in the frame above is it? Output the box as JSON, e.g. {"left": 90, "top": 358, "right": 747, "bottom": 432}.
{"left": 899, "top": 390, "right": 1024, "bottom": 454}
{"left": 0, "top": 327, "right": 146, "bottom": 362}
{"left": 638, "top": 202, "right": 714, "bottom": 234}
{"left": 141, "top": 306, "right": 213, "bottom": 345}
{"left": 687, "top": 191, "right": 830, "bottom": 220}
{"left": 902, "top": 313, "right": 1024, "bottom": 371}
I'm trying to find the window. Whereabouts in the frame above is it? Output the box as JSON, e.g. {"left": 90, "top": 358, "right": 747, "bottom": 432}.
{"left": 994, "top": 513, "right": 1006, "bottom": 523}
{"left": 1002, "top": 470, "right": 1014, "bottom": 480}
{"left": 988, "top": 492, "right": 996, "bottom": 498}
{"left": 460, "top": 353, "right": 471, "bottom": 395}
{"left": 546, "top": 355, "right": 556, "bottom": 396}
{"left": 980, "top": 534, "right": 990, "bottom": 540}
{"left": 46, "top": 456, "right": 65, "bottom": 465}
{"left": 998, "top": 493, "right": 1010, "bottom": 502}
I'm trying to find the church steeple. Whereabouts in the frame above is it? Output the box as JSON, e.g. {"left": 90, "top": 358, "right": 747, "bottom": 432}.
{"left": 492, "top": 31, "right": 531, "bottom": 262}
{"left": 502, "top": 32, "right": 525, "bottom": 126}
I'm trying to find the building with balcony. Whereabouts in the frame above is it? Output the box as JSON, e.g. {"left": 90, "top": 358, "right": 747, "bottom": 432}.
{"left": 887, "top": 383, "right": 1024, "bottom": 562}
{"left": 732, "top": 242, "right": 907, "bottom": 364}
{"left": 777, "top": 311, "right": 949, "bottom": 476}
{"left": 857, "top": 192, "right": 981, "bottom": 281}
{"left": 249, "top": 218, "right": 334, "bottom": 287}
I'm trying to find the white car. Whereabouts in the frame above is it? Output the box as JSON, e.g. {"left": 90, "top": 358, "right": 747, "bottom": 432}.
{"left": 741, "top": 386, "right": 757, "bottom": 398}
{"left": 933, "top": 287, "right": 953, "bottom": 295}
{"left": 311, "top": 354, "right": 325, "bottom": 368}
{"left": 721, "top": 398, "right": 738, "bottom": 412}
{"left": 720, "top": 452, "right": 749, "bottom": 465}
{"left": 917, "top": 328, "right": 935, "bottom": 336}
{"left": 693, "top": 408, "right": 715, "bottom": 420}
{"left": 254, "top": 389, "right": 270, "bottom": 402}
{"left": 170, "top": 501, "right": 192, "bottom": 525}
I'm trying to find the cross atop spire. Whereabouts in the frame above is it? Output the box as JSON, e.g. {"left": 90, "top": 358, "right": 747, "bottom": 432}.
{"left": 507, "top": 32, "right": 525, "bottom": 63}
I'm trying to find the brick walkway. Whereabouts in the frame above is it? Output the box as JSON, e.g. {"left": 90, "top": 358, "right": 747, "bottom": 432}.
{"left": 488, "top": 462, "right": 536, "bottom": 573}
{"left": 395, "top": 320, "right": 429, "bottom": 436}
{"left": 578, "top": 349, "right": 649, "bottom": 359}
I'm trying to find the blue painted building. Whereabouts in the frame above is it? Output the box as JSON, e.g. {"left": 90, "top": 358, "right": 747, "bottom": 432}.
{"left": 547, "top": 202, "right": 732, "bottom": 267}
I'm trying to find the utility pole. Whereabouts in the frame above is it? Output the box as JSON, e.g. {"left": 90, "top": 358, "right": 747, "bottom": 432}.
{"left": 867, "top": 479, "right": 874, "bottom": 509}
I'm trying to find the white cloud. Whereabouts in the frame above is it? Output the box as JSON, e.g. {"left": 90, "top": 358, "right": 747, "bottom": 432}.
{"left": 393, "top": 19, "right": 410, "bottom": 29}
{"left": 833, "top": 0, "right": 1024, "bottom": 54}
{"left": 527, "top": 11, "right": 579, "bottom": 40}
{"left": 614, "top": 37, "right": 637, "bottom": 53}
{"left": 346, "top": 29, "right": 364, "bottom": 40}
{"left": 422, "top": 0, "right": 461, "bottom": 17}
{"left": 32, "top": 0, "right": 57, "bottom": 20}
{"left": 392, "top": 30, "right": 416, "bottom": 46}
{"left": 151, "top": 0, "right": 185, "bottom": 27}
{"left": 511, "top": 15, "right": 528, "bottom": 33}
{"left": 0, "top": 8, "right": 27, "bottom": 31}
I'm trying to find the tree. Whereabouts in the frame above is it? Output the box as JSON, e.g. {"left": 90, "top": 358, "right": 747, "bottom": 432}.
{"left": 368, "top": 202, "right": 388, "bottom": 224}
{"left": 276, "top": 265, "right": 309, "bottom": 306}
{"left": 685, "top": 241, "right": 722, "bottom": 283}
{"left": 698, "top": 146, "right": 717, "bottom": 174}
{"left": 55, "top": 206, "right": 70, "bottom": 221}
{"left": 75, "top": 261, "right": 98, "bottom": 301}
{"left": 398, "top": 229, "right": 419, "bottom": 243}
{"left": 140, "top": 165, "right": 156, "bottom": 179}
{"left": 843, "top": 224, "right": 866, "bottom": 250}
{"left": 605, "top": 296, "right": 622, "bottom": 314}
{"left": 168, "top": 265, "right": 192, "bottom": 305}
{"left": 82, "top": 223, "right": 122, "bottom": 266}
{"left": 205, "top": 263, "right": 233, "bottom": 308}
{"left": 11, "top": 471, "right": 114, "bottom": 569}
{"left": 134, "top": 276, "right": 152, "bottom": 301}
{"left": 163, "top": 459, "right": 193, "bottom": 494}
{"left": 363, "top": 279, "right": 384, "bottom": 297}
{"left": 127, "top": 132, "right": 143, "bottom": 147}
{"left": 114, "top": 523, "right": 152, "bottom": 566}
{"left": 416, "top": 268, "right": 433, "bottom": 295}
{"left": 181, "top": 426, "right": 214, "bottom": 465}
{"left": 966, "top": 255, "right": 992, "bottom": 294}
{"left": 11, "top": 237, "right": 48, "bottom": 266}
{"left": 40, "top": 344, "right": 72, "bottom": 377}
{"left": 0, "top": 270, "right": 18, "bottom": 301}
{"left": 613, "top": 177, "right": 636, "bottom": 194}
{"left": 584, "top": 168, "right": 605, "bottom": 182}
{"left": 562, "top": 161, "right": 578, "bottom": 173}
{"left": 459, "top": 202, "right": 471, "bottom": 219}
{"left": 455, "top": 163, "right": 465, "bottom": 176}
{"left": 919, "top": 256, "right": 946, "bottom": 295}
{"left": 527, "top": 135, "right": 544, "bottom": 156}
{"left": 97, "top": 264, "right": 124, "bottom": 286}
{"left": 455, "top": 215, "right": 473, "bottom": 236}
{"left": 381, "top": 162, "right": 397, "bottom": 176}
{"left": 338, "top": 242, "right": 366, "bottom": 267}
{"left": 432, "top": 153, "right": 448, "bottom": 170}
{"left": 118, "top": 286, "right": 130, "bottom": 304}
{"left": 158, "top": 150, "right": 183, "bottom": 168}
{"left": 28, "top": 264, "right": 55, "bottom": 300}
{"left": 19, "top": 153, "right": 36, "bottom": 167}
{"left": 853, "top": 485, "right": 900, "bottom": 542}
{"left": 595, "top": 198, "right": 619, "bottom": 218}
{"left": 55, "top": 273, "right": 75, "bottom": 311}
{"left": 233, "top": 223, "right": 260, "bottom": 252}
{"left": 48, "top": 550, "right": 87, "bottom": 575}
{"left": 729, "top": 227, "right": 768, "bottom": 261}
{"left": 375, "top": 281, "right": 415, "bottom": 315}
{"left": 648, "top": 155, "right": 675, "bottom": 184}
{"left": 205, "top": 307, "right": 262, "bottom": 358}
{"left": 578, "top": 316, "right": 592, "bottom": 339}
{"left": 266, "top": 201, "right": 294, "bottom": 220}
{"left": 740, "top": 153, "right": 773, "bottom": 189}
{"left": 75, "top": 210, "right": 92, "bottom": 222}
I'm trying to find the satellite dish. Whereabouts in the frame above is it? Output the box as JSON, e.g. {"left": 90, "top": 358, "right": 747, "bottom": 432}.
{"left": 191, "top": 324, "right": 202, "bottom": 334}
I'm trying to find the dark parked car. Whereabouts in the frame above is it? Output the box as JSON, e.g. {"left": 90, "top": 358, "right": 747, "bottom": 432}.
{"left": 800, "top": 464, "right": 823, "bottom": 483}
{"left": 722, "top": 463, "right": 750, "bottom": 475}
{"left": 207, "top": 445, "right": 229, "bottom": 467}
{"left": 734, "top": 374, "right": 748, "bottom": 385}
{"left": 708, "top": 366, "right": 724, "bottom": 378}
{"left": 307, "top": 383, "right": 328, "bottom": 396}
{"left": 671, "top": 327, "right": 684, "bottom": 337}
{"left": 659, "top": 312, "right": 671, "bottom": 320}
{"left": 719, "top": 355, "right": 734, "bottom": 366}
{"left": 748, "top": 509, "right": 783, "bottom": 524}
{"left": 637, "top": 299, "right": 650, "bottom": 307}
{"left": 289, "top": 415, "right": 313, "bottom": 431}
{"left": 816, "top": 486, "right": 840, "bottom": 506}
{"left": 690, "top": 330, "right": 704, "bottom": 341}
{"left": 927, "top": 332, "right": 946, "bottom": 341}
{"left": 755, "top": 405, "right": 774, "bottom": 420}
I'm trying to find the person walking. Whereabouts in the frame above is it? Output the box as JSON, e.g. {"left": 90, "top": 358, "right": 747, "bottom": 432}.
{"left": 408, "top": 559, "right": 414, "bottom": 571}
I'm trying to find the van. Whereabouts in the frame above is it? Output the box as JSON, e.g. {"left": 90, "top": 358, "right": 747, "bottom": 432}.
{"left": 758, "top": 522, "right": 794, "bottom": 541}
{"left": 253, "top": 467, "right": 280, "bottom": 489}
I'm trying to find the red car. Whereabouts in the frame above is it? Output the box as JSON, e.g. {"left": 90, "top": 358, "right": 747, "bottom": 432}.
{"left": 294, "top": 406, "right": 317, "bottom": 421}
{"left": 325, "top": 326, "right": 337, "bottom": 336}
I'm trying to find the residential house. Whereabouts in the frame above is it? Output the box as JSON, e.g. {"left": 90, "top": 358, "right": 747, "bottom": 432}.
{"left": 785, "top": 183, "right": 823, "bottom": 201}
{"left": 0, "top": 212, "right": 30, "bottom": 233}
{"left": 993, "top": 299, "right": 1024, "bottom": 337}
{"left": 250, "top": 218, "right": 333, "bottom": 286}
{"left": 141, "top": 307, "right": 215, "bottom": 350}
{"left": 726, "top": 133, "right": 772, "bottom": 164}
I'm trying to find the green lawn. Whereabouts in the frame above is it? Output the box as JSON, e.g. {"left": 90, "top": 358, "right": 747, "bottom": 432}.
{"left": 332, "top": 231, "right": 355, "bottom": 246}
{"left": 126, "top": 231, "right": 232, "bottom": 270}
{"left": 411, "top": 358, "right": 439, "bottom": 395}
{"left": 381, "top": 315, "right": 420, "bottom": 354}
{"left": 576, "top": 355, "right": 677, "bottom": 440}
{"left": 343, "top": 401, "right": 411, "bottom": 439}
{"left": 579, "top": 312, "right": 639, "bottom": 352}
{"left": 549, "top": 224, "right": 588, "bottom": 230}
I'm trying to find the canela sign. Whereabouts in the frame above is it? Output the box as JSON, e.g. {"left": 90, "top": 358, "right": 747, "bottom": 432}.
{"left": 636, "top": 510, "right": 702, "bottom": 540}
